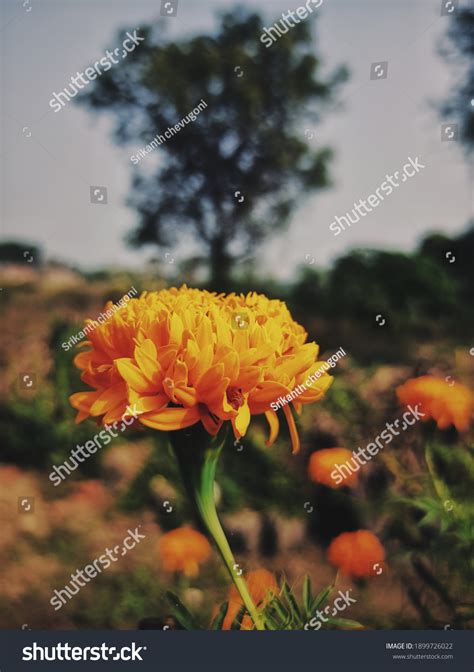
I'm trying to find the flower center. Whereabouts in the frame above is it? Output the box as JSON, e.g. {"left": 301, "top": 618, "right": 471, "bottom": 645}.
{"left": 227, "top": 386, "right": 244, "bottom": 410}
{"left": 163, "top": 377, "right": 174, "bottom": 390}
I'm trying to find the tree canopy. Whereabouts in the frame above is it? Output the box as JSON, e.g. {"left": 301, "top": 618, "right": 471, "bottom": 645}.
{"left": 442, "top": 6, "right": 474, "bottom": 152}
{"left": 77, "top": 8, "right": 347, "bottom": 288}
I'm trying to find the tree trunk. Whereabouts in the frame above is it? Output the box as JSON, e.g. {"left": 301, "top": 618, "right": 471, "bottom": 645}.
{"left": 209, "top": 235, "right": 232, "bottom": 292}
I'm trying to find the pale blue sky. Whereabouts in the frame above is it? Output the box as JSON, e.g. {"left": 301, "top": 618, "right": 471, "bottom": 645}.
{"left": 1, "top": 0, "right": 471, "bottom": 279}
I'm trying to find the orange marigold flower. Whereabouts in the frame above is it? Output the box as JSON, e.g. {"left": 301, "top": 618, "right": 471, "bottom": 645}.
{"left": 69, "top": 286, "right": 333, "bottom": 453}
{"left": 158, "top": 527, "right": 211, "bottom": 577}
{"left": 328, "top": 530, "right": 385, "bottom": 578}
{"left": 308, "top": 448, "right": 358, "bottom": 488}
{"left": 222, "top": 569, "right": 277, "bottom": 630}
{"left": 396, "top": 376, "right": 473, "bottom": 432}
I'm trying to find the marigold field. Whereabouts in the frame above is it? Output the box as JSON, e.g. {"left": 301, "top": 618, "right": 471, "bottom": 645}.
{"left": 0, "top": 271, "right": 472, "bottom": 630}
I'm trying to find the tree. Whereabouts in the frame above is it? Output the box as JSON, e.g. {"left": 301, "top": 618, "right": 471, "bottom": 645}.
{"left": 77, "top": 8, "right": 347, "bottom": 288}
{"left": 324, "top": 249, "right": 458, "bottom": 324}
{"left": 441, "top": 6, "right": 474, "bottom": 152}
{"left": 419, "top": 224, "right": 474, "bottom": 311}
{"left": 0, "top": 241, "right": 42, "bottom": 267}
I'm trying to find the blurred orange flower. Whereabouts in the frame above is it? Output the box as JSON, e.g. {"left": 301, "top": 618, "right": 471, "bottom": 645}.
{"left": 308, "top": 448, "right": 358, "bottom": 488}
{"left": 328, "top": 530, "right": 385, "bottom": 578}
{"left": 396, "top": 375, "right": 473, "bottom": 432}
{"left": 158, "top": 527, "right": 211, "bottom": 577}
{"left": 70, "top": 286, "right": 333, "bottom": 453}
{"left": 221, "top": 569, "right": 277, "bottom": 630}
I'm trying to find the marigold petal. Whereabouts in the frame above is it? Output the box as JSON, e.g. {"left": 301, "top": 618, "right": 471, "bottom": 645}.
{"left": 248, "top": 381, "right": 292, "bottom": 414}
{"left": 103, "top": 402, "right": 130, "bottom": 424}
{"left": 238, "top": 366, "right": 263, "bottom": 392}
{"left": 156, "top": 345, "right": 179, "bottom": 370}
{"left": 195, "top": 316, "right": 213, "bottom": 350}
{"left": 199, "top": 408, "right": 223, "bottom": 436}
{"left": 73, "top": 350, "right": 94, "bottom": 371}
{"left": 134, "top": 339, "right": 160, "bottom": 385}
{"left": 129, "top": 391, "right": 168, "bottom": 414}
{"left": 116, "top": 358, "right": 155, "bottom": 395}
{"left": 282, "top": 405, "right": 300, "bottom": 454}
{"left": 264, "top": 410, "right": 279, "bottom": 446}
{"left": 196, "top": 363, "right": 225, "bottom": 394}
{"left": 89, "top": 383, "right": 128, "bottom": 417}
{"left": 232, "top": 402, "right": 251, "bottom": 438}
{"left": 70, "top": 390, "right": 100, "bottom": 412}
{"left": 190, "top": 345, "right": 214, "bottom": 383}
{"left": 140, "top": 406, "right": 200, "bottom": 431}
{"left": 168, "top": 313, "right": 184, "bottom": 345}
{"left": 220, "top": 351, "right": 240, "bottom": 381}
{"left": 174, "top": 386, "right": 198, "bottom": 407}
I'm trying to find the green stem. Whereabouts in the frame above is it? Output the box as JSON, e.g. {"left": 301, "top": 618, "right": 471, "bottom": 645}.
{"left": 170, "top": 427, "right": 265, "bottom": 630}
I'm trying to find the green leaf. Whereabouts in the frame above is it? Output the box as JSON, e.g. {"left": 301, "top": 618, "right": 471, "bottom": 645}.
{"left": 311, "top": 584, "right": 334, "bottom": 613}
{"left": 261, "top": 606, "right": 282, "bottom": 631}
{"left": 281, "top": 580, "right": 301, "bottom": 620}
{"left": 302, "top": 575, "right": 312, "bottom": 616}
{"left": 211, "top": 601, "right": 229, "bottom": 630}
{"left": 326, "top": 617, "right": 364, "bottom": 629}
{"left": 165, "top": 591, "right": 198, "bottom": 631}
{"left": 231, "top": 604, "right": 248, "bottom": 630}
{"left": 269, "top": 596, "right": 290, "bottom": 625}
{"left": 419, "top": 510, "right": 441, "bottom": 526}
